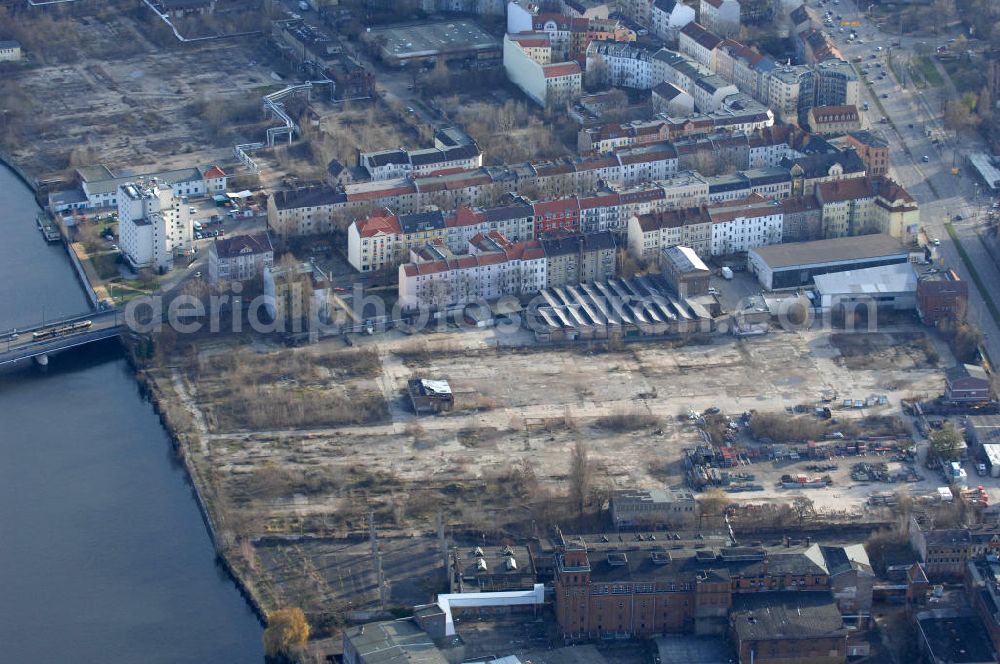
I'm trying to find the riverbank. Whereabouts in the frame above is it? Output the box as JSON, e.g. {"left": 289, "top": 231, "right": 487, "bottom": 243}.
{"left": 129, "top": 350, "right": 270, "bottom": 626}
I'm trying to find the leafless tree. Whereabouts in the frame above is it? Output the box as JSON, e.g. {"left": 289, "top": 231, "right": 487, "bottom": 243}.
{"left": 568, "top": 440, "right": 591, "bottom": 515}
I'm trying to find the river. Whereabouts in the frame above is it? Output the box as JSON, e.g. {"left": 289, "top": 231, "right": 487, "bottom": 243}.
{"left": 0, "top": 165, "right": 264, "bottom": 662}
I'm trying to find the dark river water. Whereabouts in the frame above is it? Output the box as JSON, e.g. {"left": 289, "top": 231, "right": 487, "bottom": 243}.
{"left": 0, "top": 165, "right": 264, "bottom": 663}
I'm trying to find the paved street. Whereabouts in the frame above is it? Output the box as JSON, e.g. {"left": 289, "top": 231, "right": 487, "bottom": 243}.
{"left": 807, "top": 0, "right": 1000, "bottom": 364}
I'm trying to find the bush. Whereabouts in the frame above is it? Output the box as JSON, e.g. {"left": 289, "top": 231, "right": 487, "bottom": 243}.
{"left": 750, "top": 412, "right": 825, "bottom": 443}
{"left": 593, "top": 407, "right": 661, "bottom": 432}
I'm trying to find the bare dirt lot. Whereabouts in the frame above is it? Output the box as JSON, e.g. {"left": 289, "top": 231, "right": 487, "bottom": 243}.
{"left": 149, "top": 322, "right": 964, "bottom": 618}
{"left": 3, "top": 13, "right": 280, "bottom": 177}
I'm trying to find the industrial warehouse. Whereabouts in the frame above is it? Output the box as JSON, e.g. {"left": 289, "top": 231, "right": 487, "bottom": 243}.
{"left": 747, "top": 234, "right": 915, "bottom": 290}
{"left": 526, "top": 276, "right": 714, "bottom": 342}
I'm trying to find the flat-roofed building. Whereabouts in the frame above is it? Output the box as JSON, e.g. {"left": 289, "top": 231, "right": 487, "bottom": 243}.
{"left": 363, "top": 20, "right": 501, "bottom": 69}
{"left": 748, "top": 233, "right": 911, "bottom": 290}
{"left": 610, "top": 488, "right": 698, "bottom": 527}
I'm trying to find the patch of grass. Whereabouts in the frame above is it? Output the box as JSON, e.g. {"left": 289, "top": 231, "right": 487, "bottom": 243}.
{"left": 914, "top": 57, "right": 943, "bottom": 87}
{"left": 945, "top": 223, "right": 1000, "bottom": 335}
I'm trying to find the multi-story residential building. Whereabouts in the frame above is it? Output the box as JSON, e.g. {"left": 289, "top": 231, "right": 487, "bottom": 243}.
{"left": 844, "top": 131, "right": 889, "bottom": 177}
{"left": 398, "top": 232, "right": 546, "bottom": 310}
{"left": 578, "top": 193, "right": 624, "bottom": 233}
{"left": 705, "top": 167, "right": 792, "bottom": 202}
{"left": 617, "top": 142, "right": 679, "bottom": 184}
{"left": 446, "top": 199, "right": 536, "bottom": 252}
{"left": 698, "top": 0, "right": 740, "bottom": 37}
{"left": 117, "top": 179, "right": 189, "bottom": 271}
{"left": 263, "top": 262, "right": 332, "bottom": 329}
{"left": 359, "top": 140, "right": 483, "bottom": 181}
{"left": 506, "top": 31, "right": 552, "bottom": 64}
{"left": 617, "top": 0, "right": 655, "bottom": 25}
{"left": 763, "top": 65, "right": 813, "bottom": 124}
{"left": 208, "top": 232, "right": 274, "bottom": 284}
{"left": 780, "top": 194, "right": 823, "bottom": 241}
{"left": 813, "top": 59, "right": 861, "bottom": 110}
{"left": 782, "top": 150, "right": 866, "bottom": 196}
{"left": 542, "top": 231, "right": 617, "bottom": 287}
{"left": 577, "top": 120, "right": 671, "bottom": 154}
{"left": 533, "top": 197, "right": 582, "bottom": 237}
{"left": 628, "top": 205, "right": 713, "bottom": 260}
{"left": 814, "top": 176, "right": 918, "bottom": 240}
{"left": 652, "top": 82, "right": 696, "bottom": 115}
{"left": 267, "top": 185, "right": 348, "bottom": 237}
{"left": 651, "top": 0, "right": 696, "bottom": 41}
{"left": 707, "top": 194, "right": 784, "bottom": 256}
{"left": 587, "top": 41, "right": 657, "bottom": 89}
{"left": 678, "top": 22, "right": 724, "bottom": 69}
{"left": 504, "top": 34, "right": 583, "bottom": 107}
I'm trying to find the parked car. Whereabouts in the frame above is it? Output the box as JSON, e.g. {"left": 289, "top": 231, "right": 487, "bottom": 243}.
{"left": 922, "top": 155, "right": 930, "bottom": 162}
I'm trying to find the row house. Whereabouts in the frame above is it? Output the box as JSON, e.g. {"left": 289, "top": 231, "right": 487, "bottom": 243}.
{"left": 815, "top": 175, "right": 919, "bottom": 241}
{"left": 587, "top": 41, "right": 657, "bottom": 89}
{"left": 705, "top": 167, "right": 791, "bottom": 203}
{"left": 577, "top": 120, "right": 670, "bottom": 154}
{"left": 267, "top": 185, "right": 349, "bottom": 237}
{"left": 617, "top": 142, "right": 679, "bottom": 184}
{"left": 699, "top": 0, "right": 740, "bottom": 37}
{"left": 445, "top": 200, "right": 536, "bottom": 253}
{"left": 627, "top": 205, "right": 713, "bottom": 261}
{"left": 398, "top": 234, "right": 547, "bottom": 311}
{"left": 578, "top": 193, "right": 624, "bottom": 233}
{"left": 782, "top": 149, "right": 866, "bottom": 196}
{"left": 359, "top": 143, "right": 483, "bottom": 181}
{"left": 780, "top": 194, "right": 823, "bottom": 242}
{"left": 541, "top": 231, "right": 617, "bottom": 288}
{"left": 533, "top": 197, "right": 582, "bottom": 237}
{"left": 707, "top": 194, "right": 784, "bottom": 255}
{"left": 651, "top": 0, "right": 696, "bottom": 42}
{"left": 678, "top": 22, "right": 723, "bottom": 69}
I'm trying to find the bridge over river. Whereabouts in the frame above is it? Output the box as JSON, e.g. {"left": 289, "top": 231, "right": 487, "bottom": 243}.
{"left": 0, "top": 309, "right": 124, "bottom": 366}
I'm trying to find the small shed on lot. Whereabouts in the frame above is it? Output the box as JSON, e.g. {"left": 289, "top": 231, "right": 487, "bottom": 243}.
{"left": 408, "top": 378, "right": 454, "bottom": 414}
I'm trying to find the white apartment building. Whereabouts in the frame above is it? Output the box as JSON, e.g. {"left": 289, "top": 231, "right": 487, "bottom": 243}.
{"left": 677, "top": 22, "right": 723, "bottom": 69}
{"left": 398, "top": 235, "right": 546, "bottom": 310}
{"left": 708, "top": 198, "right": 784, "bottom": 255}
{"left": 699, "top": 0, "right": 740, "bottom": 37}
{"left": 651, "top": 0, "right": 696, "bottom": 42}
{"left": 504, "top": 34, "right": 582, "bottom": 107}
{"left": 117, "top": 179, "right": 191, "bottom": 271}
{"left": 587, "top": 41, "right": 656, "bottom": 89}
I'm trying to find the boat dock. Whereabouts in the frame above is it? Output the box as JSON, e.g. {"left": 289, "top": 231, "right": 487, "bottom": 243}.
{"left": 36, "top": 213, "right": 61, "bottom": 243}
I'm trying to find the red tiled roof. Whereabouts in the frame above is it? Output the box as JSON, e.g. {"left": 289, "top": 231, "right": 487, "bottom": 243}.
{"left": 578, "top": 193, "right": 621, "bottom": 209}
{"left": 511, "top": 31, "right": 551, "bottom": 48}
{"left": 347, "top": 185, "right": 415, "bottom": 202}
{"left": 543, "top": 62, "right": 581, "bottom": 78}
{"left": 533, "top": 198, "right": 580, "bottom": 216}
{"left": 202, "top": 165, "right": 226, "bottom": 179}
{"left": 356, "top": 214, "right": 402, "bottom": 238}
{"left": 815, "top": 176, "right": 874, "bottom": 203}
{"left": 450, "top": 207, "right": 487, "bottom": 228}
